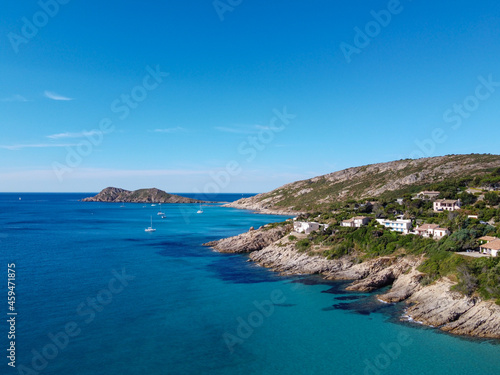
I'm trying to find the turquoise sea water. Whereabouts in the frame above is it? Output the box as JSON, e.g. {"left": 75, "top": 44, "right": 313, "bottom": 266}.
{"left": 1, "top": 193, "right": 499, "bottom": 375}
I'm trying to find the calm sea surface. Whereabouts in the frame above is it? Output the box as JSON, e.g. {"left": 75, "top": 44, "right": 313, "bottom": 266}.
{"left": 0, "top": 193, "right": 499, "bottom": 375}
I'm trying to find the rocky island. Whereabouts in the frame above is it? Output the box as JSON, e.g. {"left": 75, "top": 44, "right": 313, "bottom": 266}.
{"left": 207, "top": 154, "right": 500, "bottom": 339}
{"left": 82, "top": 187, "right": 206, "bottom": 203}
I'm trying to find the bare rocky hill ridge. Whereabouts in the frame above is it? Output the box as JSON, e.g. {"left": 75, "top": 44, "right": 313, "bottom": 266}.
{"left": 226, "top": 154, "right": 500, "bottom": 212}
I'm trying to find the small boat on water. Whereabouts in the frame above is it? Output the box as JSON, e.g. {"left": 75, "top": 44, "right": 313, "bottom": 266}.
{"left": 197, "top": 203, "right": 203, "bottom": 214}
{"left": 145, "top": 216, "right": 156, "bottom": 232}
{"left": 157, "top": 203, "right": 165, "bottom": 216}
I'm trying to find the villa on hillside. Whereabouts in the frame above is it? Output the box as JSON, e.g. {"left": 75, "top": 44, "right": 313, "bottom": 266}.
{"left": 376, "top": 218, "right": 413, "bottom": 234}
{"left": 433, "top": 199, "right": 461, "bottom": 212}
{"left": 341, "top": 216, "right": 371, "bottom": 228}
{"left": 293, "top": 221, "right": 329, "bottom": 234}
{"left": 416, "top": 191, "right": 441, "bottom": 200}
{"left": 478, "top": 236, "right": 500, "bottom": 257}
{"left": 413, "top": 224, "right": 450, "bottom": 238}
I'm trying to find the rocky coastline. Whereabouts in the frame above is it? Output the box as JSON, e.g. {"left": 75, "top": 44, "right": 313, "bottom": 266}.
{"left": 204, "top": 226, "right": 500, "bottom": 339}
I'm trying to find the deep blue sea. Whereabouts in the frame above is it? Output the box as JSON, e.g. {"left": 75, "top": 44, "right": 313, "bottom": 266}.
{"left": 1, "top": 193, "right": 499, "bottom": 375}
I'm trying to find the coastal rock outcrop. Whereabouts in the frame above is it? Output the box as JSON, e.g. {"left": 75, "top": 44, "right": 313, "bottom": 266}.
{"left": 249, "top": 237, "right": 353, "bottom": 275}
{"left": 378, "top": 268, "right": 424, "bottom": 303}
{"left": 442, "top": 300, "right": 500, "bottom": 338}
{"left": 403, "top": 278, "right": 500, "bottom": 338}
{"left": 82, "top": 187, "right": 205, "bottom": 204}
{"left": 343, "top": 256, "right": 421, "bottom": 292}
{"left": 404, "top": 278, "right": 475, "bottom": 327}
{"left": 203, "top": 225, "right": 291, "bottom": 254}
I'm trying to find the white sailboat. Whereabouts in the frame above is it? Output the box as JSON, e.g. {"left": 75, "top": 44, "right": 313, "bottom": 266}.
{"left": 197, "top": 203, "right": 203, "bottom": 214}
{"left": 145, "top": 216, "right": 156, "bottom": 232}
{"left": 157, "top": 203, "right": 165, "bottom": 216}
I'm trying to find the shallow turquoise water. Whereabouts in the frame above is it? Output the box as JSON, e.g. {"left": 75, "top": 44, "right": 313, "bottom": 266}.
{"left": 0, "top": 193, "right": 499, "bottom": 374}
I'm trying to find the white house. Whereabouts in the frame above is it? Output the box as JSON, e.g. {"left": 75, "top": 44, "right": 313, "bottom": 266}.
{"left": 341, "top": 216, "right": 371, "bottom": 228}
{"left": 433, "top": 199, "right": 461, "bottom": 212}
{"left": 433, "top": 227, "right": 450, "bottom": 238}
{"left": 396, "top": 198, "right": 404, "bottom": 205}
{"left": 293, "top": 221, "right": 329, "bottom": 234}
{"left": 479, "top": 238, "right": 500, "bottom": 257}
{"left": 416, "top": 191, "right": 440, "bottom": 200}
{"left": 376, "top": 218, "right": 412, "bottom": 234}
{"left": 413, "top": 224, "right": 450, "bottom": 238}
{"left": 478, "top": 236, "right": 498, "bottom": 244}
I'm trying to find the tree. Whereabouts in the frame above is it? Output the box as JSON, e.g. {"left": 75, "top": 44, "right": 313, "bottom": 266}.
{"left": 475, "top": 200, "right": 486, "bottom": 209}
{"left": 484, "top": 192, "right": 500, "bottom": 206}
{"left": 458, "top": 192, "right": 477, "bottom": 206}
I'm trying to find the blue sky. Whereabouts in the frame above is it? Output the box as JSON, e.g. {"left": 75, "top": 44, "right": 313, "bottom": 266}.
{"left": 1, "top": 0, "right": 500, "bottom": 192}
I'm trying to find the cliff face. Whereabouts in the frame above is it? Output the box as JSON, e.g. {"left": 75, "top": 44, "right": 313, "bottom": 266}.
{"left": 226, "top": 154, "right": 500, "bottom": 212}
{"left": 205, "top": 226, "right": 500, "bottom": 339}
{"left": 81, "top": 187, "right": 205, "bottom": 203}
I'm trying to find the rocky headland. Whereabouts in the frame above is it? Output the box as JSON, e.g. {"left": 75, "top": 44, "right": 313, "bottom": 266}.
{"left": 204, "top": 226, "right": 500, "bottom": 339}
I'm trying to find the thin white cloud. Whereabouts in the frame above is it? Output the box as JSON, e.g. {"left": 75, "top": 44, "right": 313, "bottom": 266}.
{"left": 0, "top": 94, "right": 28, "bottom": 102}
{"left": 0, "top": 143, "right": 78, "bottom": 151}
{"left": 47, "top": 130, "right": 103, "bottom": 139}
{"left": 214, "top": 125, "right": 262, "bottom": 134}
{"left": 44, "top": 91, "right": 74, "bottom": 101}
{"left": 151, "top": 127, "right": 188, "bottom": 133}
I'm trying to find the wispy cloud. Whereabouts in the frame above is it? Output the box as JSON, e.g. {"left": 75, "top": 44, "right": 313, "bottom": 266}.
{"left": 44, "top": 91, "right": 74, "bottom": 101}
{"left": 214, "top": 125, "right": 262, "bottom": 134}
{"left": 151, "top": 127, "right": 188, "bottom": 133}
{"left": 0, "top": 143, "right": 78, "bottom": 151}
{"left": 47, "top": 130, "right": 103, "bottom": 139}
{"left": 0, "top": 94, "right": 28, "bottom": 102}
